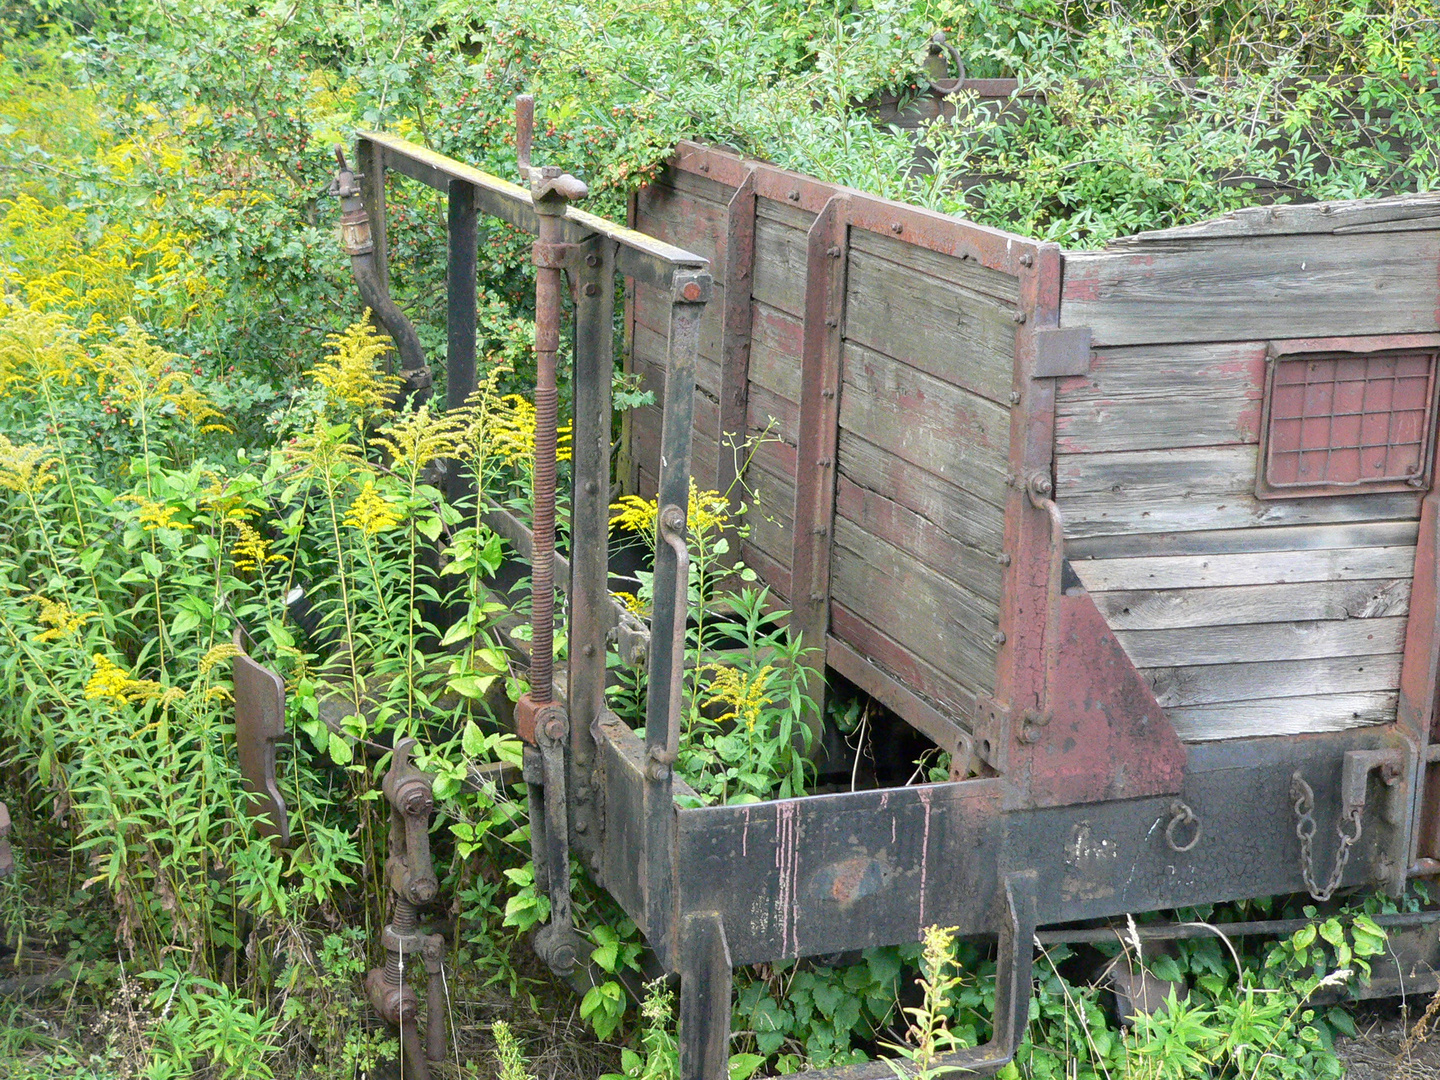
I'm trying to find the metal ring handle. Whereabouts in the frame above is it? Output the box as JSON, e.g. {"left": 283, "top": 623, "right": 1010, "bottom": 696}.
{"left": 1165, "top": 801, "right": 1202, "bottom": 853}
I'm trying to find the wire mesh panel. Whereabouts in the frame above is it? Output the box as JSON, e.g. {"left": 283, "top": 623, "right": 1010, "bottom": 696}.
{"left": 1259, "top": 348, "right": 1440, "bottom": 497}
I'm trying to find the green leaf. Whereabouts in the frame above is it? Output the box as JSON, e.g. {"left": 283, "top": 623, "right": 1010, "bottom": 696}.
{"left": 327, "top": 730, "right": 353, "bottom": 766}
{"left": 171, "top": 609, "right": 202, "bottom": 638}
{"left": 417, "top": 514, "right": 443, "bottom": 541}
{"left": 462, "top": 720, "right": 485, "bottom": 758}
{"left": 728, "top": 1054, "right": 764, "bottom": 1080}
{"left": 448, "top": 673, "right": 497, "bottom": 700}
{"left": 140, "top": 550, "right": 163, "bottom": 577}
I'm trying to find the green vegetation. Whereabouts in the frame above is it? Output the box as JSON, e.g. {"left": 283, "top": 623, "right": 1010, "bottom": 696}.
{"left": 1, "top": 0, "right": 1438, "bottom": 1077}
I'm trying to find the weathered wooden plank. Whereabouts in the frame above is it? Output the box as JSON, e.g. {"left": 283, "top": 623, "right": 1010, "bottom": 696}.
{"left": 1167, "top": 692, "right": 1396, "bottom": 741}
{"left": 837, "top": 429, "right": 1008, "bottom": 553}
{"left": 830, "top": 520, "right": 1000, "bottom": 693}
{"left": 1056, "top": 445, "right": 1424, "bottom": 537}
{"left": 829, "top": 602, "right": 983, "bottom": 718}
{"left": 752, "top": 213, "right": 810, "bottom": 317}
{"left": 1093, "top": 578, "right": 1410, "bottom": 630}
{"left": 835, "top": 476, "right": 1005, "bottom": 604}
{"left": 653, "top": 165, "right": 742, "bottom": 212}
{"left": 849, "top": 226, "right": 1019, "bottom": 305}
{"left": 844, "top": 247, "right": 1016, "bottom": 405}
{"left": 1146, "top": 654, "right": 1403, "bottom": 708}
{"left": 635, "top": 181, "right": 727, "bottom": 276}
{"left": 1120, "top": 192, "right": 1440, "bottom": 242}
{"left": 1073, "top": 546, "right": 1418, "bottom": 592}
{"left": 1061, "top": 230, "right": 1440, "bottom": 347}
{"left": 840, "top": 341, "right": 1012, "bottom": 509}
{"left": 1114, "top": 615, "right": 1408, "bottom": 668}
{"left": 1055, "top": 342, "right": 1265, "bottom": 454}
{"left": 747, "top": 382, "right": 800, "bottom": 445}
{"left": 756, "top": 196, "right": 817, "bottom": 233}
{"left": 634, "top": 283, "right": 725, "bottom": 376}
{"left": 1067, "top": 520, "right": 1420, "bottom": 560}
{"left": 747, "top": 300, "right": 803, "bottom": 404}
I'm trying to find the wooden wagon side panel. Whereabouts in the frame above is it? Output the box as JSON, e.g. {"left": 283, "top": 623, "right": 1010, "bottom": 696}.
{"left": 1056, "top": 195, "right": 1440, "bottom": 743}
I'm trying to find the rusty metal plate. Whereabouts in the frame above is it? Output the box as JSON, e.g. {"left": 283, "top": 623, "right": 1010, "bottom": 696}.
{"left": 1259, "top": 346, "right": 1440, "bottom": 498}
{"left": 233, "top": 645, "right": 290, "bottom": 846}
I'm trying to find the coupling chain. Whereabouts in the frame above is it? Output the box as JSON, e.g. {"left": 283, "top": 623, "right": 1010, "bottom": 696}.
{"left": 1290, "top": 772, "right": 1362, "bottom": 903}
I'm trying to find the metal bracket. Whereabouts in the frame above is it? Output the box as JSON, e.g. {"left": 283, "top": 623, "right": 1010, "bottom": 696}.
{"left": 1031, "top": 326, "right": 1093, "bottom": 378}
{"left": 972, "top": 696, "right": 1010, "bottom": 771}
{"left": 1342, "top": 746, "right": 1412, "bottom": 894}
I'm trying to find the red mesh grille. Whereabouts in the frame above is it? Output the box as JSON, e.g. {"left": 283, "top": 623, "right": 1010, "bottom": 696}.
{"left": 1262, "top": 349, "right": 1439, "bottom": 495}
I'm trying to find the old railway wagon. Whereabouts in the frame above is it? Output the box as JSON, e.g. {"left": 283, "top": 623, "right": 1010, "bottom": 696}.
{"left": 621, "top": 144, "right": 1440, "bottom": 1070}
{"left": 237, "top": 126, "right": 1440, "bottom": 1080}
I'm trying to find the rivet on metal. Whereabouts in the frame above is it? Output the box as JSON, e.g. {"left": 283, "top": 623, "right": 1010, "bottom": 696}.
{"left": 809, "top": 592, "right": 824, "bottom": 602}
{"left": 992, "top": 631, "right": 1007, "bottom": 645}
{"left": 1012, "top": 311, "right": 1027, "bottom": 324}
{"left": 584, "top": 283, "right": 598, "bottom": 296}
{"left": 1020, "top": 253, "right": 1034, "bottom": 267}
{"left": 821, "top": 388, "right": 835, "bottom": 399}
{"left": 585, "top": 253, "right": 601, "bottom": 267}
{"left": 682, "top": 281, "right": 703, "bottom": 302}
{"left": 995, "top": 552, "right": 1012, "bottom": 566}
{"left": 1008, "top": 390, "right": 1022, "bottom": 404}
{"left": 817, "top": 457, "right": 833, "bottom": 467}
{"left": 788, "top": 190, "right": 801, "bottom": 201}
{"left": 890, "top": 221, "right": 903, "bottom": 234}
{"left": 825, "top": 317, "right": 838, "bottom": 328}
{"left": 827, "top": 245, "right": 842, "bottom": 258}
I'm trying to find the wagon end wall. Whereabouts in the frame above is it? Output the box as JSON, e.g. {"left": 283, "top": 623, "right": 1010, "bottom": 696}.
{"left": 628, "top": 144, "right": 1187, "bottom": 808}
{"left": 1057, "top": 194, "right": 1440, "bottom": 743}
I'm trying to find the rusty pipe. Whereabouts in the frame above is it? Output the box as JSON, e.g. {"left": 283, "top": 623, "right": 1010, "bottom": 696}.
{"left": 331, "top": 148, "right": 428, "bottom": 376}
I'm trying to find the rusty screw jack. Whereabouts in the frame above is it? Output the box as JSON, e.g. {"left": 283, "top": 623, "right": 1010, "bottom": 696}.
{"left": 511, "top": 92, "right": 589, "bottom": 979}
{"left": 366, "top": 739, "right": 446, "bottom": 1080}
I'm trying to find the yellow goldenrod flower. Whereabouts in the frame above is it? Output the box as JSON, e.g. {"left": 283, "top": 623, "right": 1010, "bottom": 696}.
{"left": 701, "top": 664, "right": 776, "bottom": 733}
{"left": 30, "top": 595, "right": 94, "bottom": 641}
{"left": 490, "top": 393, "right": 572, "bottom": 469}
{"left": 285, "top": 417, "right": 364, "bottom": 481}
{"left": 371, "top": 404, "right": 462, "bottom": 473}
{"left": 84, "top": 654, "right": 163, "bottom": 705}
{"left": 118, "top": 494, "right": 192, "bottom": 532}
{"left": 310, "top": 316, "right": 402, "bottom": 418}
{"left": 611, "top": 590, "right": 646, "bottom": 616}
{"left": 0, "top": 307, "right": 91, "bottom": 398}
{"left": 96, "top": 320, "right": 229, "bottom": 431}
{"left": 344, "top": 479, "right": 404, "bottom": 536}
{"left": 610, "top": 480, "right": 729, "bottom": 540}
{"left": 197, "top": 643, "right": 242, "bottom": 676}
{"left": 232, "top": 522, "right": 284, "bottom": 573}
{"left": 0, "top": 435, "right": 58, "bottom": 495}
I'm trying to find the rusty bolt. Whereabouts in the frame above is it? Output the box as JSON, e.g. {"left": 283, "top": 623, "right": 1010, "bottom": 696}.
{"left": 827, "top": 245, "right": 842, "bottom": 258}
{"left": 584, "top": 283, "right": 598, "bottom": 296}
{"left": 544, "top": 718, "right": 566, "bottom": 742}
{"left": 1009, "top": 391, "right": 1022, "bottom": 404}
{"left": 647, "top": 762, "right": 670, "bottom": 781}
{"left": 992, "top": 631, "right": 1007, "bottom": 645}
{"left": 817, "top": 456, "right": 832, "bottom": 467}
{"left": 682, "top": 281, "right": 703, "bottom": 302}
{"left": 825, "top": 317, "right": 838, "bottom": 328}
{"left": 788, "top": 190, "right": 801, "bottom": 201}
{"left": 576, "top": 819, "right": 589, "bottom": 834}
{"left": 585, "top": 253, "right": 601, "bottom": 267}
{"left": 583, "top": 644, "right": 595, "bottom": 657}
{"left": 995, "top": 552, "right": 1012, "bottom": 566}
{"left": 585, "top": 480, "right": 598, "bottom": 494}
{"left": 890, "top": 221, "right": 903, "bottom": 234}
{"left": 1012, "top": 311, "right": 1027, "bottom": 324}
{"left": 821, "top": 388, "right": 835, "bottom": 399}
{"left": 1020, "top": 253, "right": 1034, "bottom": 267}
{"left": 1018, "top": 725, "right": 1043, "bottom": 745}
{"left": 810, "top": 592, "right": 824, "bottom": 602}
{"left": 699, "top": 162, "right": 710, "bottom": 173}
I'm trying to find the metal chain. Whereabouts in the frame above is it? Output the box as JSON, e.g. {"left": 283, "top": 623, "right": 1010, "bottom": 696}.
{"left": 1290, "top": 772, "right": 1363, "bottom": 902}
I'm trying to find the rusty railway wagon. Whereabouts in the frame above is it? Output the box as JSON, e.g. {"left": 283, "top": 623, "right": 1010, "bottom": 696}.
{"left": 234, "top": 106, "right": 1440, "bottom": 1078}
